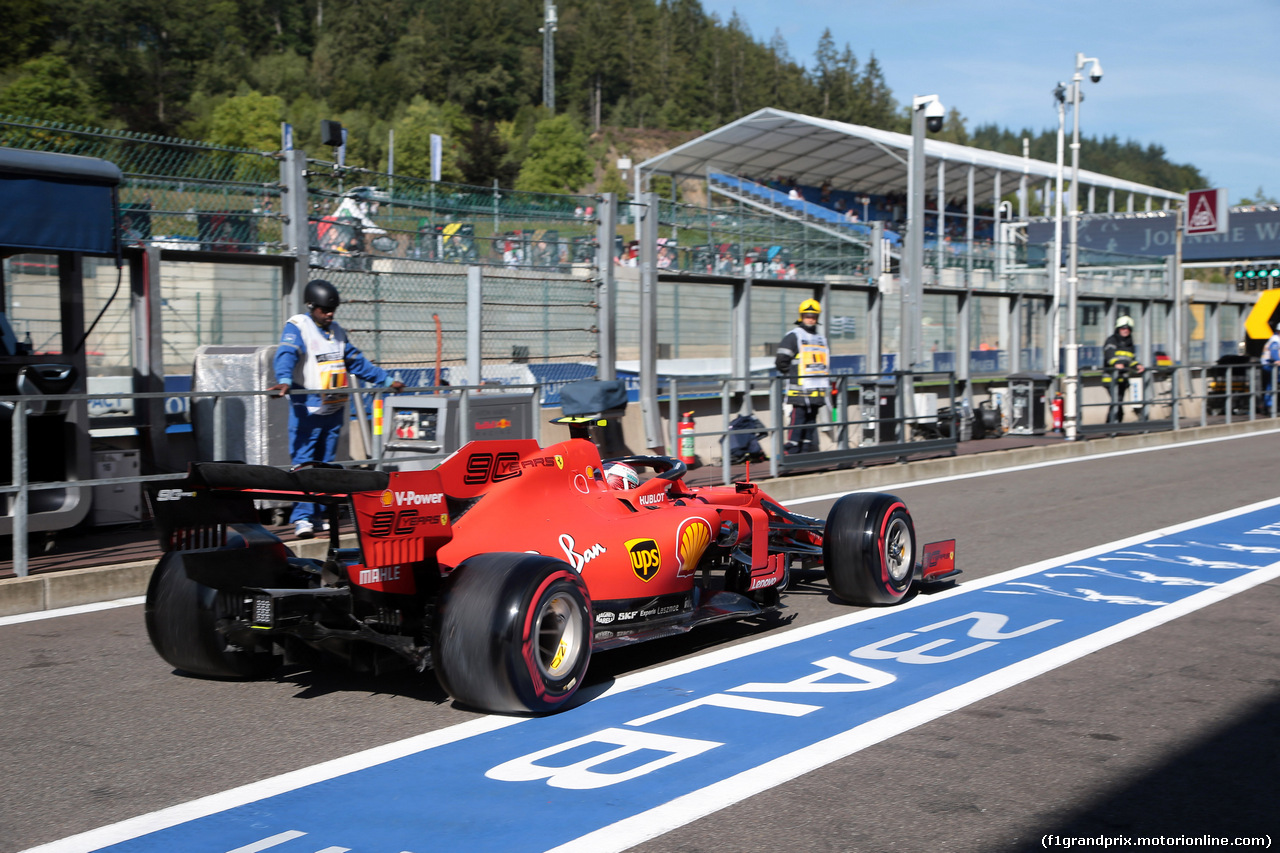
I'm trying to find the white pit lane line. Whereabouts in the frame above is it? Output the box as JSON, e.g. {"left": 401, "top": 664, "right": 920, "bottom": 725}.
{"left": 784, "top": 426, "right": 1280, "bottom": 506}
{"left": 20, "top": 494, "right": 1280, "bottom": 853}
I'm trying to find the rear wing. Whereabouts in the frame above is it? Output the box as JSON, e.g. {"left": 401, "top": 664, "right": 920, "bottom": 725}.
{"left": 145, "top": 462, "right": 391, "bottom": 552}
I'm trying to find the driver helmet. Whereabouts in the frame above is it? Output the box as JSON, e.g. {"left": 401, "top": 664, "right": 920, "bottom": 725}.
{"left": 605, "top": 462, "right": 640, "bottom": 490}
{"left": 1116, "top": 314, "right": 1134, "bottom": 331}
{"left": 304, "top": 279, "right": 341, "bottom": 311}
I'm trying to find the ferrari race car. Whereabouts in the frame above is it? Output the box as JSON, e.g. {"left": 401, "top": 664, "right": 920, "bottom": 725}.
{"left": 143, "top": 437, "right": 957, "bottom": 714}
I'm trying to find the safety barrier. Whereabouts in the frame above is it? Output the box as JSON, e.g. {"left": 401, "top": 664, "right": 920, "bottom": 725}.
{"left": 660, "top": 370, "right": 963, "bottom": 485}
{"left": 661, "top": 364, "right": 1280, "bottom": 485}
{"left": 1075, "top": 363, "right": 1279, "bottom": 436}
{"left": 0, "top": 382, "right": 541, "bottom": 578}
{"left": 5, "top": 364, "right": 1279, "bottom": 577}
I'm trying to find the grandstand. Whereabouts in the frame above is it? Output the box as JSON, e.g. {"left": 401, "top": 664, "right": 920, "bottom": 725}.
{"left": 640, "top": 107, "right": 1184, "bottom": 251}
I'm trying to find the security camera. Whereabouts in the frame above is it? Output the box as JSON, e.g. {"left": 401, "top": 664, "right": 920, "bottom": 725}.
{"left": 1088, "top": 60, "right": 1103, "bottom": 83}
{"left": 924, "top": 99, "right": 945, "bottom": 133}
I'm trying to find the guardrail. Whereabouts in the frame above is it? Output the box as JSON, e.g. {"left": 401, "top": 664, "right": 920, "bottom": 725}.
{"left": 1075, "top": 363, "right": 1279, "bottom": 435}
{"left": 0, "top": 382, "right": 541, "bottom": 577}
{"left": 662, "top": 370, "right": 963, "bottom": 486}
{"left": 5, "top": 365, "right": 1279, "bottom": 577}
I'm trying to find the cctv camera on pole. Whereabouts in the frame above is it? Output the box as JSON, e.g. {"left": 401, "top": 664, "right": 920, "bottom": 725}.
{"left": 904, "top": 95, "right": 944, "bottom": 381}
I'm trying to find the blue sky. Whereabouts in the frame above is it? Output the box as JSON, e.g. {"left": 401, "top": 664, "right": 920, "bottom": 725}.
{"left": 699, "top": 0, "right": 1279, "bottom": 204}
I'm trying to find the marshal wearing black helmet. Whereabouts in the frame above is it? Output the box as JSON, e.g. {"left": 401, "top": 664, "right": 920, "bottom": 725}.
{"left": 269, "top": 278, "right": 403, "bottom": 538}
{"left": 304, "top": 278, "right": 341, "bottom": 313}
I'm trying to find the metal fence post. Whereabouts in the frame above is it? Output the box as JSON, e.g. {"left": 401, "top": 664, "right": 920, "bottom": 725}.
{"left": 770, "top": 376, "right": 783, "bottom": 480}
{"left": 720, "top": 381, "right": 731, "bottom": 484}
{"left": 732, "top": 276, "right": 752, "bottom": 414}
{"left": 668, "top": 377, "right": 679, "bottom": 456}
{"left": 467, "top": 266, "right": 483, "bottom": 386}
{"left": 596, "top": 193, "right": 618, "bottom": 381}
{"left": 12, "top": 400, "right": 28, "bottom": 577}
{"left": 281, "top": 148, "right": 310, "bottom": 318}
{"left": 638, "top": 192, "right": 663, "bottom": 452}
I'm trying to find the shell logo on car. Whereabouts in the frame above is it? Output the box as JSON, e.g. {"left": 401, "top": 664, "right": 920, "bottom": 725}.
{"left": 676, "top": 518, "right": 713, "bottom": 577}
{"left": 626, "top": 538, "right": 662, "bottom": 581}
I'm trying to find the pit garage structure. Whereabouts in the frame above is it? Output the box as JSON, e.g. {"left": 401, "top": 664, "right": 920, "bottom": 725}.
{"left": 0, "top": 148, "right": 122, "bottom": 548}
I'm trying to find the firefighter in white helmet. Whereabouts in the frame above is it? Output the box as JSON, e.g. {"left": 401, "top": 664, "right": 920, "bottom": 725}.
{"left": 775, "top": 298, "right": 830, "bottom": 454}
{"left": 1102, "top": 314, "right": 1144, "bottom": 423}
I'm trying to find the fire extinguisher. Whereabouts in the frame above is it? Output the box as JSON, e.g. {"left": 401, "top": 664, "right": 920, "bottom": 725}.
{"left": 1051, "top": 392, "right": 1065, "bottom": 433}
{"left": 678, "top": 411, "right": 697, "bottom": 465}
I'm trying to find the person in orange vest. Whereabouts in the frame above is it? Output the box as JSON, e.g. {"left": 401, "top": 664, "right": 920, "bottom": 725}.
{"left": 775, "top": 298, "right": 830, "bottom": 454}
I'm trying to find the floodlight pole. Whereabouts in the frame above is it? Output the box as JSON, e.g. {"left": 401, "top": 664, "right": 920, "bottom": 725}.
{"left": 541, "top": 2, "right": 557, "bottom": 113}
{"left": 905, "top": 95, "right": 941, "bottom": 377}
{"left": 1051, "top": 84, "right": 1067, "bottom": 377}
{"left": 1064, "top": 52, "right": 1102, "bottom": 441}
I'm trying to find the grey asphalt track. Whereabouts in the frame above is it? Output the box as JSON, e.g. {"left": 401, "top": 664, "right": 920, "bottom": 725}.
{"left": 1, "top": 426, "right": 1276, "bottom": 852}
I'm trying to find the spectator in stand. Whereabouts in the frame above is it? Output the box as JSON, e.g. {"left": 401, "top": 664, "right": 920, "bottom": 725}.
{"left": 788, "top": 186, "right": 803, "bottom": 202}
{"left": 820, "top": 180, "right": 832, "bottom": 205}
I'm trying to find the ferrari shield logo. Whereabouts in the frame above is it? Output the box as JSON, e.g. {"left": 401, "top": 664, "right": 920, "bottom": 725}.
{"left": 555, "top": 455, "right": 564, "bottom": 470}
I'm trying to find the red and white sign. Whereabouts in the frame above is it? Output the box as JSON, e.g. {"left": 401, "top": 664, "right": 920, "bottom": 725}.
{"left": 1186, "top": 188, "right": 1228, "bottom": 235}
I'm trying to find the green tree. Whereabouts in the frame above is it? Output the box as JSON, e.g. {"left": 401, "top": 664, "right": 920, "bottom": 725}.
{"left": 207, "top": 90, "right": 284, "bottom": 150}
{"left": 515, "top": 114, "right": 593, "bottom": 192}
{"left": 1238, "top": 187, "right": 1275, "bottom": 205}
{"left": 599, "top": 162, "right": 628, "bottom": 195}
{"left": 460, "top": 120, "right": 519, "bottom": 186}
{"left": 0, "top": 53, "right": 104, "bottom": 125}
{"left": 391, "top": 96, "right": 469, "bottom": 182}
{"left": 3, "top": 0, "right": 55, "bottom": 71}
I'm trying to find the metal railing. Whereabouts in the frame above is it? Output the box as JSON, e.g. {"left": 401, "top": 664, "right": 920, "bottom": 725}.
{"left": 5, "top": 364, "right": 1280, "bottom": 576}
{"left": 1074, "top": 363, "right": 1279, "bottom": 435}
{"left": 0, "top": 381, "right": 543, "bottom": 577}
{"left": 659, "top": 370, "right": 963, "bottom": 485}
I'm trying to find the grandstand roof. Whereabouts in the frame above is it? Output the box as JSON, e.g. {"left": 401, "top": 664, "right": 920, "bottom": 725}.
{"left": 637, "top": 108, "right": 1182, "bottom": 207}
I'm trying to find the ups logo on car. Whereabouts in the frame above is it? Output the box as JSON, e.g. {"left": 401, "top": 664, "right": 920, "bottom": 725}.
{"left": 625, "top": 538, "right": 661, "bottom": 582}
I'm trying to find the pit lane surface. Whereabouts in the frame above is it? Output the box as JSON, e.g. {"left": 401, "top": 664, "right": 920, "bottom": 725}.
{"left": 2, "top": 433, "right": 1277, "bottom": 853}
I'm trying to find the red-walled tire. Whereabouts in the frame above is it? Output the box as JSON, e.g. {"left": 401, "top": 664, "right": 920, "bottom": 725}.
{"left": 823, "top": 492, "right": 917, "bottom": 606}
{"left": 434, "top": 553, "right": 591, "bottom": 715}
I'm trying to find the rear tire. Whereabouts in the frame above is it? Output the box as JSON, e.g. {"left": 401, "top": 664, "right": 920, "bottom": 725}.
{"left": 145, "top": 551, "right": 269, "bottom": 678}
{"left": 823, "top": 492, "right": 916, "bottom": 606}
{"left": 434, "top": 553, "right": 591, "bottom": 714}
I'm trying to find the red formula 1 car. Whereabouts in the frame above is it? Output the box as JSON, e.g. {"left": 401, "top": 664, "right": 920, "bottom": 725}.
{"left": 143, "top": 437, "right": 957, "bottom": 714}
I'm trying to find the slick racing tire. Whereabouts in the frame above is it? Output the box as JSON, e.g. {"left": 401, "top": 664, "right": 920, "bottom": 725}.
{"left": 823, "top": 492, "right": 917, "bottom": 606}
{"left": 434, "top": 553, "right": 591, "bottom": 715}
{"left": 145, "top": 550, "right": 270, "bottom": 679}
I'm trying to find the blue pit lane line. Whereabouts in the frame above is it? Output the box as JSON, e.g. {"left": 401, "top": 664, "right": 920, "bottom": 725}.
{"left": 26, "top": 498, "right": 1280, "bottom": 853}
